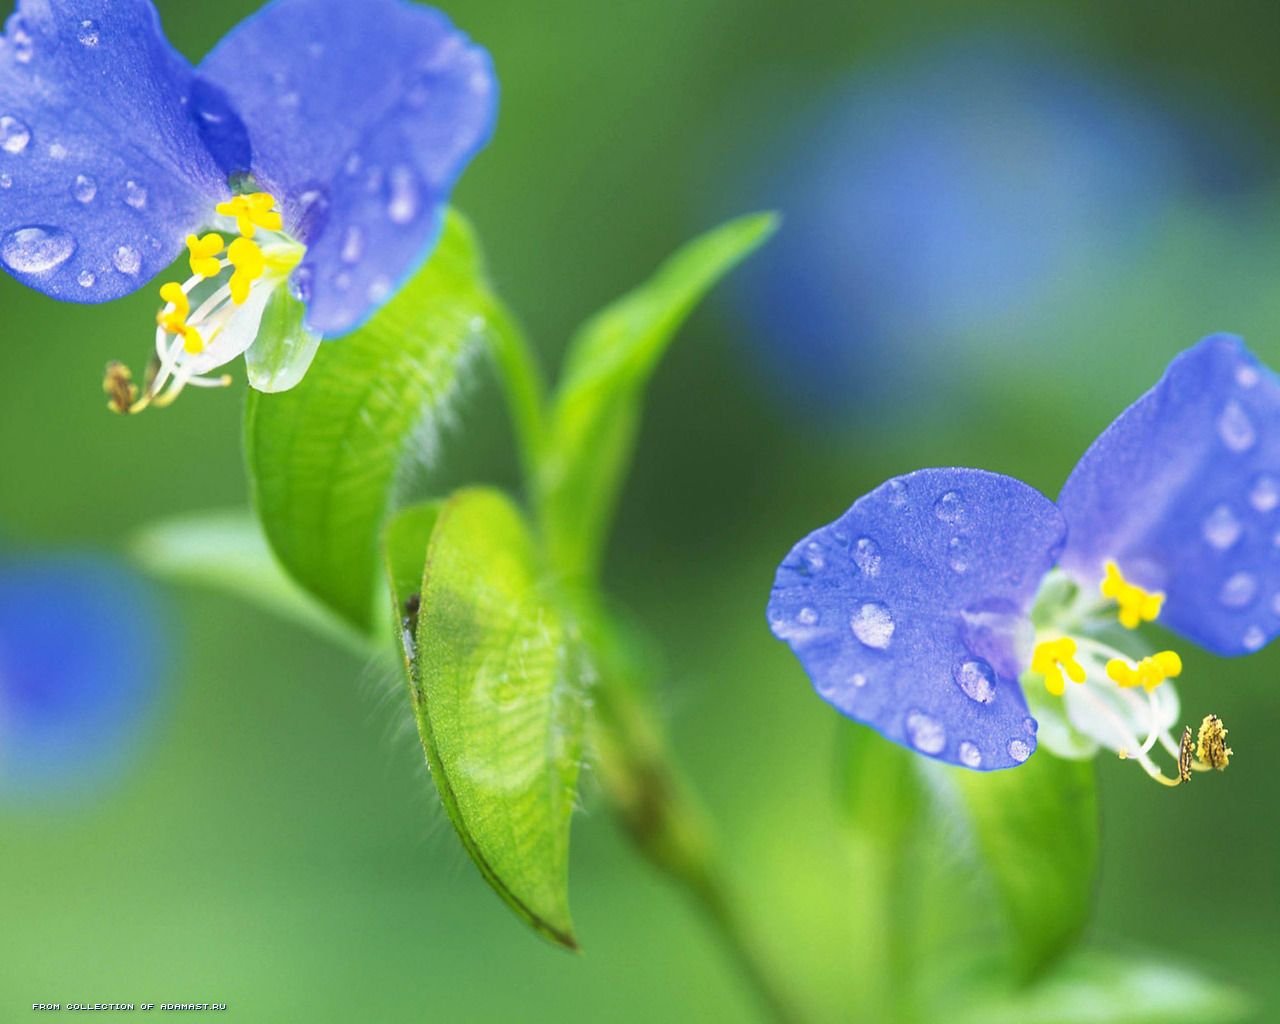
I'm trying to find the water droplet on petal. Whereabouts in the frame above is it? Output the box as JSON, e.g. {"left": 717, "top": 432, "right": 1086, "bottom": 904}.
{"left": 885, "top": 480, "right": 908, "bottom": 508}
{"left": 340, "top": 225, "right": 364, "bottom": 264}
{"left": 1250, "top": 474, "right": 1280, "bottom": 513}
{"left": 796, "top": 606, "right": 818, "bottom": 626}
{"left": 77, "top": 269, "right": 95, "bottom": 288}
{"left": 1007, "top": 738, "right": 1031, "bottom": 763}
{"left": 48, "top": 141, "right": 67, "bottom": 160}
{"left": 1024, "top": 717, "right": 1038, "bottom": 736}
{"left": 954, "top": 658, "right": 996, "bottom": 704}
{"left": 111, "top": 244, "right": 141, "bottom": 275}
{"left": 0, "top": 114, "right": 31, "bottom": 154}
{"left": 850, "top": 672, "right": 868, "bottom": 688}
{"left": 948, "top": 535, "right": 970, "bottom": 573}
{"left": 344, "top": 152, "right": 362, "bottom": 176}
{"left": 905, "top": 710, "right": 945, "bottom": 755}
{"left": 290, "top": 264, "right": 314, "bottom": 303}
{"left": 851, "top": 602, "right": 894, "bottom": 649}
{"left": 334, "top": 271, "right": 352, "bottom": 291}
{"left": 1203, "top": 504, "right": 1243, "bottom": 550}
{"left": 1236, "top": 364, "right": 1260, "bottom": 389}
{"left": 123, "top": 180, "right": 148, "bottom": 210}
{"left": 10, "top": 19, "right": 34, "bottom": 63}
{"left": 1218, "top": 400, "right": 1256, "bottom": 453}
{"left": 958, "top": 741, "right": 982, "bottom": 768}
{"left": 72, "top": 174, "right": 96, "bottom": 203}
{"left": 77, "top": 19, "right": 100, "bottom": 47}
{"left": 852, "top": 536, "right": 881, "bottom": 577}
{"left": 387, "top": 164, "right": 420, "bottom": 224}
{"left": 802, "top": 541, "right": 825, "bottom": 572}
{"left": 0, "top": 173, "right": 11, "bottom": 189}
{"left": 934, "top": 490, "right": 966, "bottom": 525}
{"left": 1219, "top": 571, "right": 1258, "bottom": 609}
{"left": 1243, "top": 625, "right": 1266, "bottom": 651}
{"left": 1, "top": 226, "right": 75, "bottom": 274}
{"left": 368, "top": 276, "right": 392, "bottom": 303}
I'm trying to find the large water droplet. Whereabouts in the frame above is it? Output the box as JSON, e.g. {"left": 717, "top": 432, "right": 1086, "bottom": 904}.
{"left": 77, "top": 19, "right": 100, "bottom": 47}
{"left": 77, "top": 269, "right": 95, "bottom": 288}
{"left": 1219, "top": 571, "right": 1258, "bottom": 609}
{"left": 1243, "top": 625, "right": 1266, "bottom": 651}
{"left": 340, "top": 225, "right": 364, "bottom": 264}
{"left": 1217, "top": 400, "right": 1256, "bottom": 453}
{"left": 72, "top": 174, "right": 97, "bottom": 204}
{"left": 851, "top": 602, "right": 895, "bottom": 649}
{"left": 852, "top": 536, "right": 881, "bottom": 577}
{"left": 1, "top": 226, "right": 74, "bottom": 274}
{"left": 905, "top": 710, "right": 945, "bottom": 755}
{"left": 1250, "top": 474, "right": 1280, "bottom": 513}
{"left": 1007, "top": 738, "right": 1031, "bottom": 763}
{"left": 958, "top": 741, "right": 982, "bottom": 768}
{"left": 1202, "top": 504, "right": 1242, "bottom": 550}
{"left": 0, "top": 114, "right": 31, "bottom": 154}
{"left": 111, "top": 244, "right": 141, "bottom": 275}
{"left": 934, "top": 490, "right": 966, "bottom": 525}
{"left": 954, "top": 658, "right": 996, "bottom": 704}
{"left": 123, "top": 179, "right": 148, "bottom": 210}
{"left": 948, "top": 535, "right": 970, "bottom": 573}
{"left": 387, "top": 164, "right": 421, "bottom": 224}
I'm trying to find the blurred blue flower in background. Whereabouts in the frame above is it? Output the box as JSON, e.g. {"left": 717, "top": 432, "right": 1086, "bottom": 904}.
{"left": 770, "top": 335, "right": 1273, "bottom": 785}
{"left": 0, "top": 556, "right": 163, "bottom": 803}
{"left": 732, "top": 36, "right": 1253, "bottom": 417}
{"left": 0, "top": 0, "right": 495, "bottom": 407}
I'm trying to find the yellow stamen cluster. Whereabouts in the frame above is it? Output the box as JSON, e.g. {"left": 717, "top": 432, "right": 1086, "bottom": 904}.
{"left": 1101, "top": 560, "right": 1164, "bottom": 629}
{"left": 1105, "top": 650, "right": 1182, "bottom": 692}
{"left": 1031, "top": 637, "right": 1086, "bottom": 696}
{"left": 155, "top": 282, "right": 205, "bottom": 355}
{"left": 186, "top": 232, "right": 224, "bottom": 278}
{"left": 228, "top": 235, "right": 266, "bottom": 304}
{"left": 215, "top": 192, "right": 283, "bottom": 239}
{"left": 1196, "top": 714, "right": 1232, "bottom": 770}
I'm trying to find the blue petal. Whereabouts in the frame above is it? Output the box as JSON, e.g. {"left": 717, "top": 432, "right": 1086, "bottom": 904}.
{"left": 1059, "top": 334, "right": 1280, "bottom": 655}
{"left": 198, "top": 0, "right": 496, "bottom": 335}
{"left": 768, "top": 468, "right": 1065, "bottom": 770}
{"left": 0, "top": 556, "right": 164, "bottom": 800}
{"left": 0, "top": 1, "right": 227, "bottom": 302}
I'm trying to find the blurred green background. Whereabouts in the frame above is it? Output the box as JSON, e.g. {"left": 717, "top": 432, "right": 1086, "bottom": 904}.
{"left": 3, "top": 0, "right": 1279, "bottom": 1019}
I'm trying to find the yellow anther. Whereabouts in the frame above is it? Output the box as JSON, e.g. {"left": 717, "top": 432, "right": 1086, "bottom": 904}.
{"left": 215, "top": 191, "right": 282, "bottom": 239}
{"left": 103, "top": 361, "right": 138, "bottom": 415}
{"left": 185, "top": 233, "right": 225, "bottom": 278}
{"left": 1195, "top": 714, "right": 1232, "bottom": 770}
{"left": 1105, "top": 650, "right": 1182, "bottom": 692}
{"left": 1101, "top": 560, "right": 1164, "bottom": 629}
{"left": 227, "top": 236, "right": 265, "bottom": 305}
{"left": 155, "top": 281, "right": 206, "bottom": 354}
{"left": 1031, "top": 637, "right": 1086, "bottom": 696}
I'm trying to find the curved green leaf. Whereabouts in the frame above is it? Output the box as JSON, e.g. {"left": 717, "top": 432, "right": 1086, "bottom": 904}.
{"left": 385, "top": 489, "right": 585, "bottom": 949}
{"left": 245, "top": 210, "right": 493, "bottom": 631}
{"left": 540, "top": 212, "right": 778, "bottom": 578}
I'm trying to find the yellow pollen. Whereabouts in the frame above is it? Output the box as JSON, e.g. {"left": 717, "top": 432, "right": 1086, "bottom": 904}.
{"left": 155, "top": 281, "right": 206, "bottom": 354}
{"left": 1031, "top": 637, "right": 1086, "bottom": 696}
{"left": 215, "top": 191, "right": 283, "bottom": 239}
{"left": 1100, "top": 560, "right": 1164, "bottom": 629}
{"left": 1105, "top": 650, "right": 1182, "bottom": 692}
{"left": 1195, "top": 714, "right": 1232, "bottom": 770}
{"left": 228, "top": 236, "right": 266, "bottom": 305}
{"left": 186, "top": 233, "right": 225, "bottom": 278}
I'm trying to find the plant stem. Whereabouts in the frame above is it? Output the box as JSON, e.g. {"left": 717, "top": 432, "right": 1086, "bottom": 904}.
{"left": 483, "top": 296, "right": 549, "bottom": 492}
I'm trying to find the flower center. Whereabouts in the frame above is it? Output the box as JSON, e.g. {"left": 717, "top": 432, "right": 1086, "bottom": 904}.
{"left": 104, "top": 191, "right": 305, "bottom": 415}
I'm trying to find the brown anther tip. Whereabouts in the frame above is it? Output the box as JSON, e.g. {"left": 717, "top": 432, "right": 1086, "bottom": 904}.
{"left": 1178, "top": 726, "right": 1194, "bottom": 782}
{"left": 103, "top": 361, "right": 138, "bottom": 415}
{"left": 1196, "top": 714, "right": 1233, "bottom": 771}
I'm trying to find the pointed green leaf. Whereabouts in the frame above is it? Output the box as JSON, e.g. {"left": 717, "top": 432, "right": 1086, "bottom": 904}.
{"left": 245, "top": 210, "right": 493, "bottom": 632}
{"left": 541, "top": 212, "right": 778, "bottom": 577}
{"left": 385, "top": 489, "right": 585, "bottom": 949}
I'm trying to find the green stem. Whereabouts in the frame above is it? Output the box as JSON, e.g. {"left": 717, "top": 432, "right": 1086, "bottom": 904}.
{"left": 484, "top": 296, "right": 550, "bottom": 494}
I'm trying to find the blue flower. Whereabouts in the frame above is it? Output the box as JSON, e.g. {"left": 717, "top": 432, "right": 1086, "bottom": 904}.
{"left": 769, "top": 334, "right": 1267, "bottom": 784}
{"left": 0, "top": 0, "right": 495, "bottom": 410}
{"left": 0, "top": 555, "right": 164, "bottom": 802}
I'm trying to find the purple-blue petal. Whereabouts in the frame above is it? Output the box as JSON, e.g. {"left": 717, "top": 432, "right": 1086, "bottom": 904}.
{"left": 1059, "top": 334, "right": 1280, "bottom": 656}
{"left": 0, "top": 556, "right": 164, "bottom": 800}
{"left": 768, "top": 469, "right": 1065, "bottom": 770}
{"left": 0, "top": 1, "right": 226, "bottom": 302}
{"left": 198, "top": 0, "right": 497, "bottom": 336}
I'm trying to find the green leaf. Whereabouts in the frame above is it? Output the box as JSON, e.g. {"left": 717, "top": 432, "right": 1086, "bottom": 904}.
{"left": 385, "top": 489, "right": 585, "bottom": 949}
{"left": 131, "top": 509, "right": 369, "bottom": 654}
{"left": 953, "top": 751, "right": 1099, "bottom": 979}
{"left": 245, "top": 209, "right": 493, "bottom": 632}
{"left": 245, "top": 286, "right": 323, "bottom": 394}
{"left": 540, "top": 212, "right": 778, "bottom": 578}
{"left": 952, "top": 950, "right": 1250, "bottom": 1024}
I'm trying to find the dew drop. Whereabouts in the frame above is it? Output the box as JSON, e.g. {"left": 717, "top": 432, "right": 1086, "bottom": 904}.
{"left": 334, "top": 271, "right": 352, "bottom": 291}
{"left": 954, "top": 658, "right": 996, "bottom": 704}
{"left": 111, "top": 244, "right": 141, "bottom": 275}
{"left": 1023, "top": 716, "right": 1038, "bottom": 736}
{"left": 948, "top": 535, "right": 970, "bottom": 573}
{"left": 77, "top": 19, "right": 100, "bottom": 47}
{"left": 934, "top": 490, "right": 966, "bottom": 525}
{"left": 1202, "top": 504, "right": 1242, "bottom": 550}
{"left": 0, "top": 114, "right": 31, "bottom": 154}
{"left": 851, "top": 602, "right": 895, "bottom": 649}
{"left": 958, "top": 741, "right": 982, "bottom": 768}
{"left": 802, "top": 541, "right": 825, "bottom": 572}
{"left": 340, "top": 225, "right": 364, "bottom": 264}
{"left": 387, "top": 164, "right": 421, "bottom": 224}
{"left": 1243, "top": 625, "right": 1266, "bottom": 652}
{"left": 1237, "top": 364, "right": 1260, "bottom": 389}
{"left": 1219, "top": 571, "right": 1258, "bottom": 609}
{"left": 123, "top": 179, "right": 148, "bottom": 210}
{"left": 796, "top": 606, "right": 818, "bottom": 626}
{"left": 48, "top": 141, "right": 67, "bottom": 160}
{"left": 10, "top": 19, "right": 33, "bottom": 63}
{"left": 885, "top": 479, "right": 908, "bottom": 508}
{"left": 852, "top": 536, "right": 881, "bottom": 577}
{"left": 850, "top": 672, "right": 868, "bottom": 688}
{"left": 1217, "top": 400, "right": 1256, "bottom": 453}
{"left": 905, "top": 710, "right": 946, "bottom": 755}
{"left": 1008, "top": 738, "right": 1032, "bottom": 763}
{"left": 72, "top": 173, "right": 97, "bottom": 203}
{"left": 0, "top": 173, "right": 11, "bottom": 189}
{"left": 1, "top": 226, "right": 74, "bottom": 274}
{"left": 77, "top": 269, "right": 95, "bottom": 288}
{"left": 368, "top": 276, "right": 392, "bottom": 303}
{"left": 290, "top": 264, "right": 314, "bottom": 303}
{"left": 1250, "top": 474, "right": 1280, "bottom": 513}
